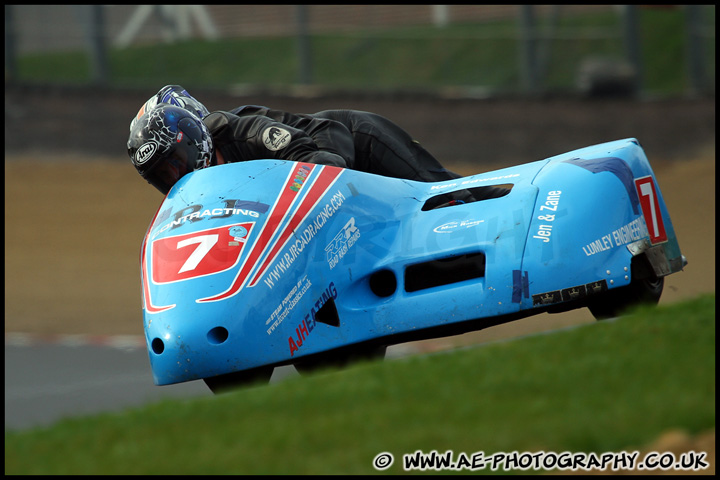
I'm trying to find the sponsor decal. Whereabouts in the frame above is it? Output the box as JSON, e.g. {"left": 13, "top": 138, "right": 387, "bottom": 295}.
{"left": 266, "top": 275, "right": 312, "bottom": 335}
{"left": 532, "top": 280, "right": 607, "bottom": 306}
{"left": 151, "top": 207, "right": 259, "bottom": 240}
{"left": 134, "top": 141, "right": 158, "bottom": 165}
{"left": 288, "top": 282, "right": 338, "bottom": 357}
{"left": 290, "top": 164, "right": 311, "bottom": 192}
{"left": 459, "top": 173, "right": 520, "bottom": 186}
{"left": 151, "top": 199, "right": 268, "bottom": 240}
{"left": 532, "top": 190, "right": 562, "bottom": 243}
{"left": 582, "top": 216, "right": 648, "bottom": 256}
{"left": 430, "top": 183, "right": 457, "bottom": 191}
{"left": 325, "top": 217, "right": 360, "bottom": 269}
{"left": 433, "top": 218, "right": 484, "bottom": 234}
{"left": 262, "top": 126, "right": 292, "bottom": 151}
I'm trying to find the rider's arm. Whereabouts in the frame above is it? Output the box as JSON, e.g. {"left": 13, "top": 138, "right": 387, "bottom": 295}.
{"left": 227, "top": 107, "right": 356, "bottom": 166}
{"left": 204, "top": 111, "right": 348, "bottom": 168}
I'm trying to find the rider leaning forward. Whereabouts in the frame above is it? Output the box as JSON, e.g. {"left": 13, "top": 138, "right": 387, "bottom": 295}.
{"left": 127, "top": 85, "right": 469, "bottom": 198}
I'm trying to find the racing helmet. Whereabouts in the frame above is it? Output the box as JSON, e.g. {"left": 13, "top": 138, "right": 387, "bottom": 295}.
{"left": 129, "top": 85, "right": 210, "bottom": 133}
{"left": 127, "top": 104, "right": 213, "bottom": 194}
{"left": 155, "top": 84, "right": 210, "bottom": 119}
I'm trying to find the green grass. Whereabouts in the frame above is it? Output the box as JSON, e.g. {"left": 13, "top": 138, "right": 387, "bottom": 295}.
{"left": 4, "top": 294, "right": 715, "bottom": 475}
{"left": 12, "top": 8, "right": 714, "bottom": 95}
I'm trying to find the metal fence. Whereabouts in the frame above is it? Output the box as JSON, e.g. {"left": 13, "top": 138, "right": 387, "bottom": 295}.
{"left": 5, "top": 5, "right": 715, "bottom": 97}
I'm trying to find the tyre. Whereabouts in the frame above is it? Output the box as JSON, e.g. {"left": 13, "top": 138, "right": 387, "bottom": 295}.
{"left": 203, "top": 365, "right": 274, "bottom": 394}
{"left": 294, "top": 345, "right": 387, "bottom": 375}
{"left": 588, "top": 275, "right": 664, "bottom": 320}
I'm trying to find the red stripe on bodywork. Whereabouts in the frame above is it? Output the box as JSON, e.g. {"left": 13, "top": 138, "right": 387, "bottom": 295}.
{"left": 248, "top": 166, "right": 343, "bottom": 287}
{"left": 197, "top": 163, "right": 317, "bottom": 303}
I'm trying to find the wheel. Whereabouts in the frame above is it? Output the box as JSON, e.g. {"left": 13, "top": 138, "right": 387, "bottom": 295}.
{"left": 203, "top": 365, "right": 274, "bottom": 394}
{"left": 588, "top": 275, "right": 664, "bottom": 320}
{"left": 294, "top": 345, "right": 387, "bottom": 375}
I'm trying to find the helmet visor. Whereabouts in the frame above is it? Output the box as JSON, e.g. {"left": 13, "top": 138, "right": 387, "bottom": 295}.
{"left": 144, "top": 149, "right": 193, "bottom": 194}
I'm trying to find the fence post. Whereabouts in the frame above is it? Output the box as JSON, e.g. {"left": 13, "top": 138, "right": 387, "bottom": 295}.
{"left": 519, "top": 5, "right": 540, "bottom": 94}
{"left": 684, "top": 5, "right": 707, "bottom": 96}
{"left": 5, "top": 5, "right": 17, "bottom": 84}
{"left": 621, "top": 5, "right": 643, "bottom": 96}
{"left": 87, "top": 5, "right": 109, "bottom": 86}
{"left": 296, "top": 5, "right": 313, "bottom": 85}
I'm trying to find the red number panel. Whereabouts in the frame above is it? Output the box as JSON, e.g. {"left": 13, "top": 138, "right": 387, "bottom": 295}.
{"left": 151, "top": 222, "right": 254, "bottom": 284}
{"left": 634, "top": 176, "right": 667, "bottom": 244}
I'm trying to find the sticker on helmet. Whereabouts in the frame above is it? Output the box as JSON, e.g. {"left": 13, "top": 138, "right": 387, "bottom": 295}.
{"left": 135, "top": 141, "right": 159, "bottom": 165}
{"left": 262, "top": 126, "right": 291, "bottom": 151}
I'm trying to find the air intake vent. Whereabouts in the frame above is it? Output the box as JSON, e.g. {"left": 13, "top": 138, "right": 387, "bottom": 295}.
{"left": 405, "top": 252, "right": 486, "bottom": 292}
{"left": 314, "top": 297, "right": 340, "bottom": 327}
{"left": 369, "top": 269, "right": 397, "bottom": 297}
{"left": 422, "top": 184, "right": 513, "bottom": 210}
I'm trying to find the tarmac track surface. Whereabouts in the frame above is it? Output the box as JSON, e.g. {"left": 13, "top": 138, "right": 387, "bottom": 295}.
{"left": 4, "top": 334, "right": 461, "bottom": 431}
{"left": 4, "top": 340, "right": 210, "bottom": 431}
{"left": 4, "top": 323, "right": 593, "bottom": 432}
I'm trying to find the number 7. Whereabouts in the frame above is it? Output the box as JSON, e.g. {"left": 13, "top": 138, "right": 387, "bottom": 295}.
{"left": 639, "top": 182, "right": 659, "bottom": 238}
{"left": 635, "top": 176, "right": 667, "bottom": 244}
{"left": 177, "top": 234, "right": 219, "bottom": 273}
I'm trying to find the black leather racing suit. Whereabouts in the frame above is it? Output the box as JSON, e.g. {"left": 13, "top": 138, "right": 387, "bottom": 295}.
{"left": 202, "top": 109, "right": 349, "bottom": 169}
{"left": 205, "top": 106, "right": 462, "bottom": 183}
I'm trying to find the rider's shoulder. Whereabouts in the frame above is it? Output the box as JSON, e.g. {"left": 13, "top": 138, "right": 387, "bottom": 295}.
{"left": 203, "top": 111, "right": 243, "bottom": 135}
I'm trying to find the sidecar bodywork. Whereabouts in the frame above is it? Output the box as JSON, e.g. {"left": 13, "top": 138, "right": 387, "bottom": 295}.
{"left": 140, "top": 138, "right": 685, "bottom": 388}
